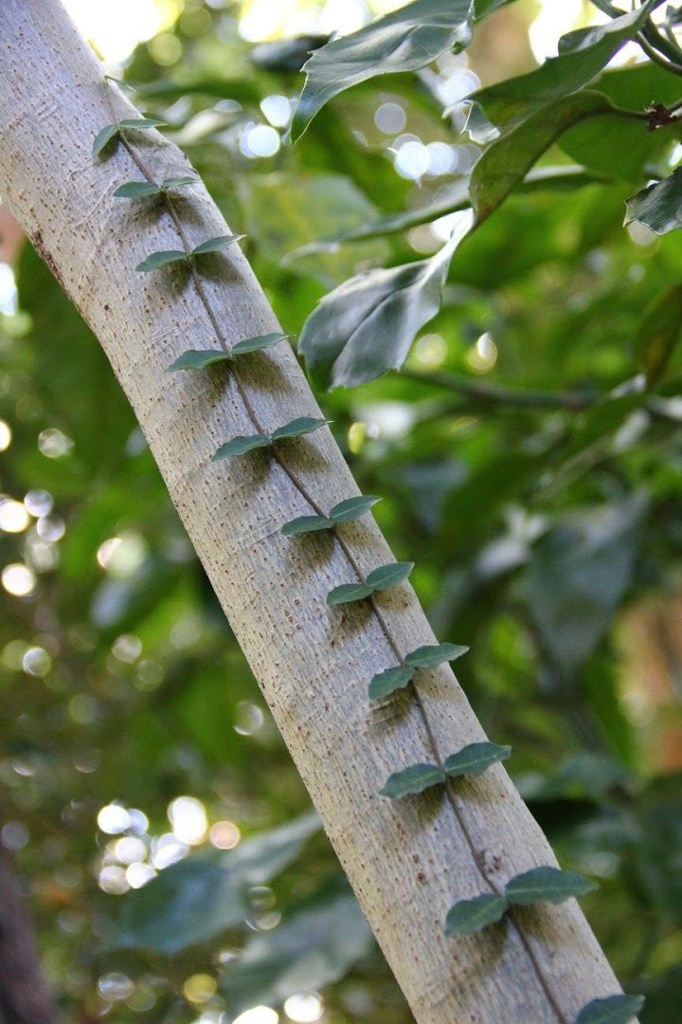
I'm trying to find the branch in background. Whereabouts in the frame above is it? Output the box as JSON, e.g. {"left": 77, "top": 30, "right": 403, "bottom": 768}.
{"left": 400, "top": 368, "right": 597, "bottom": 411}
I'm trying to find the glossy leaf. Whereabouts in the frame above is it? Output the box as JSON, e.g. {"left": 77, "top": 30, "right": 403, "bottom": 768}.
{"left": 329, "top": 495, "right": 382, "bottom": 523}
{"left": 574, "top": 995, "right": 645, "bottom": 1024}
{"left": 118, "top": 116, "right": 167, "bottom": 130}
{"left": 380, "top": 763, "right": 446, "bottom": 799}
{"left": 290, "top": 0, "right": 474, "bottom": 140}
{"left": 326, "top": 581, "right": 374, "bottom": 606}
{"left": 167, "top": 349, "right": 229, "bottom": 372}
{"left": 212, "top": 434, "right": 271, "bottom": 461}
{"left": 368, "top": 665, "right": 415, "bottom": 700}
{"left": 505, "top": 866, "right": 598, "bottom": 906}
{"left": 625, "top": 168, "right": 682, "bottom": 236}
{"left": 470, "top": 91, "right": 615, "bottom": 223}
{"left": 443, "top": 742, "right": 511, "bottom": 778}
{"left": 92, "top": 122, "right": 119, "bottom": 157}
{"left": 135, "top": 249, "right": 188, "bottom": 272}
{"left": 634, "top": 284, "right": 682, "bottom": 387}
{"left": 270, "top": 417, "right": 331, "bottom": 441}
{"left": 365, "top": 561, "right": 414, "bottom": 592}
{"left": 405, "top": 642, "right": 469, "bottom": 668}
{"left": 281, "top": 514, "right": 333, "bottom": 536}
{"left": 192, "top": 234, "right": 245, "bottom": 256}
{"left": 113, "top": 180, "right": 161, "bottom": 199}
{"left": 468, "top": 2, "right": 656, "bottom": 132}
{"left": 231, "top": 333, "right": 289, "bottom": 356}
{"left": 444, "top": 893, "right": 508, "bottom": 936}
{"left": 299, "top": 213, "right": 472, "bottom": 389}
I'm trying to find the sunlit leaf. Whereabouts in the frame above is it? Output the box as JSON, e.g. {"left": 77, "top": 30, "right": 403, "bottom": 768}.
{"left": 231, "top": 333, "right": 289, "bottom": 356}
{"left": 634, "top": 284, "right": 682, "bottom": 386}
{"left": 281, "top": 514, "right": 333, "bottom": 536}
{"left": 625, "top": 168, "right": 682, "bottom": 236}
{"left": 326, "top": 581, "right": 374, "bottom": 606}
{"left": 192, "top": 234, "right": 245, "bottom": 255}
{"left": 443, "top": 742, "right": 511, "bottom": 778}
{"left": 444, "top": 893, "right": 508, "bottom": 936}
{"left": 505, "top": 866, "right": 598, "bottom": 906}
{"left": 290, "top": 0, "right": 474, "bottom": 141}
{"left": 167, "top": 349, "right": 229, "bottom": 372}
{"left": 405, "top": 642, "right": 469, "bottom": 668}
{"left": 135, "top": 249, "right": 188, "bottom": 272}
{"left": 329, "top": 495, "right": 382, "bottom": 523}
{"left": 574, "top": 995, "right": 646, "bottom": 1024}
{"left": 113, "top": 180, "right": 162, "bottom": 199}
{"left": 270, "top": 416, "right": 331, "bottom": 441}
{"left": 300, "top": 214, "right": 472, "bottom": 389}
{"left": 365, "top": 561, "right": 414, "bottom": 591}
{"left": 368, "top": 665, "right": 415, "bottom": 700}
{"left": 92, "top": 122, "right": 119, "bottom": 157}
{"left": 212, "top": 434, "right": 271, "bottom": 460}
{"left": 380, "top": 762, "right": 445, "bottom": 798}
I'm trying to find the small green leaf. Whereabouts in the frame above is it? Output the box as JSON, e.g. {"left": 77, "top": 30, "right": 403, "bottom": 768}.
{"left": 444, "top": 742, "right": 512, "bottom": 779}
{"left": 191, "top": 234, "right": 245, "bottom": 256}
{"left": 634, "top": 284, "right": 682, "bottom": 387}
{"left": 167, "top": 350, "right": 229, "bottom": 372}
{"left": 368, "top": 665, "right": 415, "bottom": 700}
{"left": 505, "top": 866, "right": 598, "bottom": 906}
{"left": 270, "top": 417, "right": 330, "bottom": 441}
{"left": 281, "top": 515, "right": 333, "bottom": 537}
{"left": 405, "top": 642, "right": 469, "bottom": 668}
{"left": 231, "top": 333, "right": 289, "bottom": 356}
{"left": 365, "top": 562, "right": 414, "bottom": 592}
{"left": 329, "top": 495, "right": 382, "bottom": 523}
{"left": 575, "top": 995, "right": 645, "bottom": 1024}
{"left": 93, "top": 122, "right": 119, "bottom": 157}
{"left": 113, "top": 180, "right": 161, "bottom": 199}
{"left": 326, "top": 582, "right": 374, "bottom": 606}
{"left": 380, "top": 763, "right": 446, "bottom": 799}
{"left": 136, "top": 250, "right": 189, "bottom": 272}
{"left": 444, "top": 893, "right": 508, "bottom": 936}
{"left": 118, "top": 117, "right": 167, "bottom": 130}
{"left": 212, "top": 434, "right": 271, "bottom": 461}
{"left": 625, "top": 168, "right": 682, "bottom": 236}
{"left": 162, "top": 175, "right": 199, "bottom": 189}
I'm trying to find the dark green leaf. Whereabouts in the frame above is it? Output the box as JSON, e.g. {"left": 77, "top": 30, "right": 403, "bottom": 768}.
{"left": 405, "top": 642, "right": 469, "bottom": 668}
{"left": 468, "top": 3, "right": 656, "bottom": 132}
{"left": 329, "top": 495, "right": 382, "bottom": 523}
{"left": 634, "top": 284, "right": 682, "bottom": 387}
{"left": 118, "top": 116, "right": 167, "bottom": 130}
{"left": 444, "top": 742, "right": 511, "bottom": 778}
{"left": 470, "top": 92, "right": 615, "bottom": 222}
{"left": 368, "top": 665, "right": 415, "bottom": 700}
{"left": 92, "top": 122, "right": 119, "bottom": 157}
{"left": 574, "top": 995, "right": 645, "bottom": 1024}
{"left": 191, "top": 234, "right": 245, "bottom": 256}
{"left": 290, "top": 0, "right": 474, "bottom": 140}
{"left": 365, "top": 561, "right": 414, "bottom": 591}
{"left": 326, "top": 581, "right": 374, "bottom": 606}
{"left": 270, "top": 416, "right": 331, "bottom": 441}
{"left": 162, "top": 175, "right": 199, "bottom": 189}
{"left": 505, "top": 866, "right": 598, "bottom": 906}
{"left": 212, "top": 434, "right": 271, "bottom": 460}
{"left": 281, "top": 514, "right": 333, "bottom": 536}
{"left": 220, "top": 882, "right": 373, "bottom": 1015}
{"left": 231, "top": 333, "right": 289, "bottom": 356}
{"left": 113, "top": 180, "right": 162, "bottom": 199}
{"left": 135, "top": 249, "right": 189, "bottom": 272}
{"left": 625, "top": 168, "right": 682, "bottom": 236}
{"left": 444, "top": 893, "right": 508, "bottom": 936}
{"left": 299, "top": 217, "right": 471, "bottom": 389}
{"left": 167, "top": 349, "right": 229, "bottom": 372}
{"left": 380, "top": 762, "right": 446, "bottom": 798}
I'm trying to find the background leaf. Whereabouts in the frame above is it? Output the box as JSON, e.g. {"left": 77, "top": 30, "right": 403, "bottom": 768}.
{"left": 625, "top": 169, "right": 682, "bottom": 236}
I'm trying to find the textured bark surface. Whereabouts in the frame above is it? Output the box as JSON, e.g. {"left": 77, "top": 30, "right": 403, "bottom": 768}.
{"left": 0, "top": 3, "right": 630, "bottom": 1022}
{"left": 0, "top": 846, "right": 59, "bottom": 1024}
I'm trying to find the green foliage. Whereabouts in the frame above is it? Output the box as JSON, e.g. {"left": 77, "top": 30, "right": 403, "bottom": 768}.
{"left": 625, "top": 168, "right": 682, "bottom": 235}
{"left": 136, "top": 248, "right": 189, "bottom": 272}
{"left": 167, "top": 349, "right": 230, "bottom": 371}
{"left": 213, "top": 418, "right": 329, "bottom": 460}
{"left": 575, "top": 995, "right": 646, "bottom": 1024}
{"left": 368, "top": 664, "right": 416, "bottom": 700}
{"left": 442, "top": 741, "right": 511, "bottom": 777}
{"left": 504, "top": 866, "right": 598, "bottom": 906}
{"left": 380, "top": 763, "right": 446, "bottom": 798}
{"left": 92, "top": 116, "right": 167, "bottom": 157}
{"left": 404, "top": 642, "right": 469, "bottom": 668}
{"left": 444, "top": 893, "right": 508, "bottom": 936}
{"left": 281, "top": 494, "right": 381, "bottom": 536}
{"left": 231, "top": 332, "right": 288, "bottom": 355}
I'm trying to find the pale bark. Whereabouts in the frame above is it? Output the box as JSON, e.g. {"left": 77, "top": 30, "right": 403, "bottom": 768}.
{"left": 0, "top": 3, "right": 631, "bottom": 1023}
